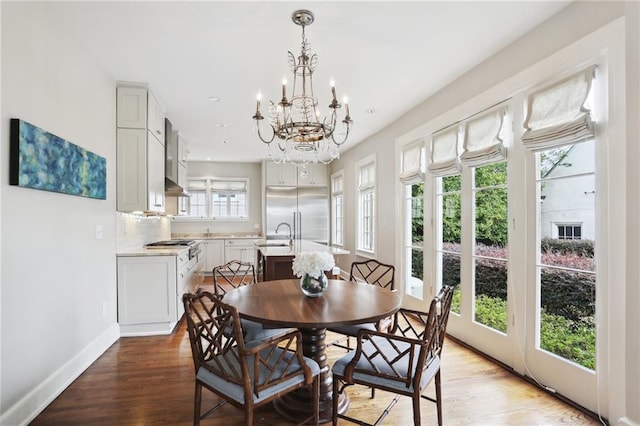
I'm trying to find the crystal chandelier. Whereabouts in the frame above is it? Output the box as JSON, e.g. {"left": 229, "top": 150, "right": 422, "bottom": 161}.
{"left": 252, "top": 9, "right": 352, "bottom": 165}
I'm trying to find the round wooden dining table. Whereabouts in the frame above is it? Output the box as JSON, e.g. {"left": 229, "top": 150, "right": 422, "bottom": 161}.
{"left": 223, "top": 278, "right": 401, "bottom": 423}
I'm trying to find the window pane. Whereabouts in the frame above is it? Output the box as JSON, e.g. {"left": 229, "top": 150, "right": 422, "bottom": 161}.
{"left": 443, "top": 252, "right": 461, "bottom": 314}
{"left": 188, "top": 191, "right": 206, "bottom": 217}
{"left": 475, "top": 162, "right": 507, "bottom": 187}
{"left": 211, "top": 193, "right": 226, "bottom": 217}
{"left": 360, "top": 190, "right": 375, "bottom": 251}
{"left": 474, "top": 257, "right": 508, "bottom": 333}
{"left": 412, "top": 183, "right": 424, "bottom": 244}
{"left": 475, "top": 188, "right": 508, "bottom": 249}
{"left": 406, "top": 247, "right": 424, "bottom": 298}
{"left": 333, "top": 194, "right": 343, "bottom": 245}
{"left": 539, "top": 266, "right": 596, "bottom": 369}
{"left": 442, "top": 193, "right": 461, "bottom": 248}
{"left": 442, "top": 174, "right": 461, "bottom": 192}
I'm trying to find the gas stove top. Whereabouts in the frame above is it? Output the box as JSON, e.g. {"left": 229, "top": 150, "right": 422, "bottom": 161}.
{"left": 145, "top": 239, "right": 196, "bottom": 248}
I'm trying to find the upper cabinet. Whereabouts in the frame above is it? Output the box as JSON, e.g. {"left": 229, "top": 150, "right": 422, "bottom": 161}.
{"left": 116, "top": 85, "right": 166, "bottom": 213}
{"left": 116, "top": 86, "right": 147, "bottom": 129}
{"left": 297, "top": 163, "right": 328, "bottom": 187}
{"left": 265, "top": 162, "right": 298, "bottom": 186}
{"left": 146, "top": 91, "right": 165, "bottom": 143}
{"left": 178, "top": 133, "right": 188, "bottom": 166}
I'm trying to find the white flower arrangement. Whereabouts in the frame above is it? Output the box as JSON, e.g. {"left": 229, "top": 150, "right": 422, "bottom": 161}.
{"left": 292, "top": 251, "right": 335, "bottom": 279}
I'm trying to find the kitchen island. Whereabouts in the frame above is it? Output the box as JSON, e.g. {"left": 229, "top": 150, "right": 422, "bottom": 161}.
{"left": 254, "top": 239, "right": 349, "bottom": 282}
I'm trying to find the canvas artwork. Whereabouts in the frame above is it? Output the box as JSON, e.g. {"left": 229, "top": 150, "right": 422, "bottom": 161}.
{"left": 9, "top": 119, "right": 106, "bottom": 200}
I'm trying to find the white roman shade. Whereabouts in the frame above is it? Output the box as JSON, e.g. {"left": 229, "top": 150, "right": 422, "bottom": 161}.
{"left": 428, "top": 127, "right": 460, "bottom": 177}
{"left": 358, "top": 162, "right": 375, "bottom": 191}
{"left": 188, "top": 179, "right": 207, "bottom": 191}
{"left": 209, "top": 180, "right": 247, "bottom": 192}
{"left": 399, "top": 141, "right": 425, "bottom": 183}
{"left": 522, "top": 66, "right": 596, "bottom": 151}
{"left": 460, "top": 106, "right": 507, "bottom": 167}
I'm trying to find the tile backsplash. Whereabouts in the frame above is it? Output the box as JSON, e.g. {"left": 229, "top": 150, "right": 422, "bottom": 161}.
{"left": 116, "top": 212, "right": 171, "bottom": 252}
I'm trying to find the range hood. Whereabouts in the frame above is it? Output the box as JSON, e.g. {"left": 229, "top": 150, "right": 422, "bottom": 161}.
{"left": 164, "top": 118, "right": 189, "bottom": 197}
{"left": 165, "top": 177, "right": 189, "bottom": 197}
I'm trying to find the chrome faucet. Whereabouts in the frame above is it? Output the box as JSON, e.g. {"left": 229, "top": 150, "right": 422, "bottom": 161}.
{"left": 275, "top": 222, "right": 293, "bottom": 246}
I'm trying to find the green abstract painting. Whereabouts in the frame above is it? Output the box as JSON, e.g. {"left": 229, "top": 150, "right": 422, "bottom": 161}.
{"left": 9, "top": 119, "right": 106, "bottom": 200}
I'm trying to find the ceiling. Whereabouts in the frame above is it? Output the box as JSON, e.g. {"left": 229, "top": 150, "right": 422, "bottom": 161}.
{"left": 47, "top": 1, "right": 570, "bottom": 163}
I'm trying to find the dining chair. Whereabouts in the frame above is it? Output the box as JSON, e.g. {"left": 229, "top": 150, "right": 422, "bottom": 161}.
{"left": 183, "top": 290, "right": 320, "bottom": 426}
{"left": 331, "top": 285, "right": 454, "bottom": 426}
{"left": 212, "top": 260, "right": 292, "bottom": 344}
{"left": 328, "top": 259, "right": 396, "bottom": 350}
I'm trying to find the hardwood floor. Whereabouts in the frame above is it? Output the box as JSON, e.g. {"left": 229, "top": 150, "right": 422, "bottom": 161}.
{"left": 32, "top": 284, "right": 602, "bottom": 425}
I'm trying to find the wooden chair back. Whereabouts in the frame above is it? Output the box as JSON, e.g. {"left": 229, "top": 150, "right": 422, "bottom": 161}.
{"left": 345, "top": 285, "right": 454, "bottom": 389}
{"left": 349, "top": 259, "right": 395, "bottom": 291}
{"left": 212, "top": 260, "right": 256, "bottom": 298}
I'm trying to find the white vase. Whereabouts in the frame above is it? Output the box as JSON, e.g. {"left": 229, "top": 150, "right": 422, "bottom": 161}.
{"left": 300, "top": 273, "right": 328, "bottom": 297}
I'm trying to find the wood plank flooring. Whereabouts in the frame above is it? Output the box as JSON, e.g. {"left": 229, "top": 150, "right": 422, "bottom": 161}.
{"left": 32, "top": 283, "right": 602, "bottom": 425}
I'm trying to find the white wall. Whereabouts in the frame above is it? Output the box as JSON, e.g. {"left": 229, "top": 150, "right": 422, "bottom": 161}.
{"left": 624, "top": 2, "right": 640, "bottom": 423}
{"left": 170, "top": 161, "right": 263, "bottom": 235}
{"left": 1, "top": 3, "right": 119, "bottom": 424}
{"left": 332, "top": 2, "right": 638, "bottom": 424}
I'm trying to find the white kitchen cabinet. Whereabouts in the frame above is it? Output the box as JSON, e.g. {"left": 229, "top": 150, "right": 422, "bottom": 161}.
{"left": 117, "top": 85, "right": 166, "bottom": 213}
{"left": 297, "top": 163, "right": 328, "bottom": 187}
{"left": 117, "top": 248, "right": 203, "bottom": 336}
{"left": 225, "top": 239, "right": 255, "bottom": 264}
{"left": 204, "top": 239, "right": 225, "bottom": 272}
{"left": 177, "top": 162, "right": 187, "bottom": 188}
{"left": 116, "top": 128, "right": 165, "bottom": 213}
{"left": 117, "top": 86, "right": 165, "bottom": 141}
{"left": 146, "top": 91, "right": 165, "bottom": 143}
{"left": 116, "top": 86, "right": 147, "bottom": 129}
{"left": 117, "top": 255, "right": 176, "bottom": 335}
{"left": 178, "top": 133, "right": 188, "bottom": 166}
{"left": 265, "top": 161, "right": 298, "bottom": 186}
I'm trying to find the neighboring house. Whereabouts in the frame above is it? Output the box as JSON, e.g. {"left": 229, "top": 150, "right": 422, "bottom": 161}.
{"left": 539, "top": 140, "right": 596, "bottom": 240}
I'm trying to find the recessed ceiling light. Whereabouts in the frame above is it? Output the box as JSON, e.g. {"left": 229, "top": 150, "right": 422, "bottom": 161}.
{"left": 209, "top": 96, "right": 224, "bottom": 103}
{"left": 215, "top": 123, "right": 226, "bottom": 128}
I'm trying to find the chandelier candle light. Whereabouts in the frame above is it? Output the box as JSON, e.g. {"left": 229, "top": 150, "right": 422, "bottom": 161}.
{"left": 292, "top": 251, "right": 335, "bottom": 297}
{"left": 252, "top": 9, "right": 352, "bottom": 165}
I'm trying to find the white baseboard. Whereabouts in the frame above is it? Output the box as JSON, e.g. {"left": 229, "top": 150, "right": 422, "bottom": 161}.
{"left": 1, "top": 323, "right": 120, "bottom": 426}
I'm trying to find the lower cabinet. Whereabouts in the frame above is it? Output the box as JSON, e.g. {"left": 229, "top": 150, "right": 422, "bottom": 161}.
{"left": 203, "top": 240, "right": 225, "bottom": 273}
{"left": 224, "top": 239, "right": 255, "bottom": 264}
{"left": 117, "top": 250, "right": 203, "bottom": 336}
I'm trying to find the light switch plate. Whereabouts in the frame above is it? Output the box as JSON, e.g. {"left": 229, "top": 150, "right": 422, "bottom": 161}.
{"left": 95, "top": 224, "right": 104, "bottom": 240}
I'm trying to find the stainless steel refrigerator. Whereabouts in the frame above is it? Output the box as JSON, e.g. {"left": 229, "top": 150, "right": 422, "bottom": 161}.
{"left": 265, "top": 186, "right": 329, "bottom": 244}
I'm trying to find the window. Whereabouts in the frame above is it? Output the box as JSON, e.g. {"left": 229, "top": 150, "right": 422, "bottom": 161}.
{"left": 356, "top": 155, "right": 376, "bottom": 255}
{"left": 557, "top": 224, "right": 582, "bottom": 240}
{"left": 430, "top": 104, "right": 509, "bottom": 323}
{"left": 400, "top": 141, "right": 426, "bottom": 300}
{"left": 331, "top": 171, "right": 344, "bottom": 246}
{"left": 187, "top": 180, "right": 207, "bottom": 217}
{"left": 187, "top": 178, "right": 249, "bottom": 219}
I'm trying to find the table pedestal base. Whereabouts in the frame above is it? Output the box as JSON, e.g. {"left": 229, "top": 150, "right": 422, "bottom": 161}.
{"left": 273, "top": 327, "right": 349, "bottom": 424}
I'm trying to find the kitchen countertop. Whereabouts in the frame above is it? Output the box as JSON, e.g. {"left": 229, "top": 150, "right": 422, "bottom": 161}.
{"left": 116, "top": 246, "right": 191, "bottom": 257}
{"left": 255, "top": 240, "right": 349, "bottom": 257}
{"left": 172, "top": 232, "right": 263, "bottom": 240}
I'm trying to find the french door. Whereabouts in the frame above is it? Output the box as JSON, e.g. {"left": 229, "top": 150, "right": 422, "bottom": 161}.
{"left": 524, "top": 139, "right": 598, "bottom": 410}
